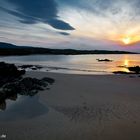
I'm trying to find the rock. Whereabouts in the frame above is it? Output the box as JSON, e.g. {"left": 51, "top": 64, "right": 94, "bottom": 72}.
{"left": 96, "top": 59, "right": 113, "bottom": 62}
{"left": 0, "top": 100, "right": 6, "bottom": 110}
{"left": 42, "top": 77, "right": 55, "bottom": 84}
{"left": 113, "top": 71, "right": 130, "bottom": 74}
{"left": 114, "top": 66, "right": 140, "bottom": 75}
{"left": 0, "top": 62, "right": 25, "bottom": 87}
{"left": 18, "top": 65, "right": 43, "bottom": 70}
{"left": 0, "top": 76, "right": 55, "bottom": 103}
{"left": 0, "top": 62, "right": 25, "bottom": 77}
{"left": 31, "top": 67, "right": 38, "bottom": 70}
{"left": 128, "top": 66, "right": 140, "bottom": 74}
{"left": 0, "top": 62, "right": 55, "bottom": 110}
{"left": 18, "top": 65, "right": 34, "bottom": 69}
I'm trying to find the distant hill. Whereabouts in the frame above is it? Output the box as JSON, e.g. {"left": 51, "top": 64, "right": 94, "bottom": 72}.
{"left": 0, "top": 42, "right": 138, "bottom": 56}
{"left": 0, "top": 42, "right": 31, "bottom": 49}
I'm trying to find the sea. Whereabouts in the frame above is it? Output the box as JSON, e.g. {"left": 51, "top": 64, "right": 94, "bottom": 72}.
{"left": 0, "top": 54, "right": 140, "bottom": 75}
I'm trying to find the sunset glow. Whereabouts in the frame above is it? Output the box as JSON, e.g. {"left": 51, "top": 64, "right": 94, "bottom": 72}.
{"left": 122, "top": 37, "right": 131, "bottom": 45}
{"left": 119, "top": 35, "right": 140, "bottom": 46}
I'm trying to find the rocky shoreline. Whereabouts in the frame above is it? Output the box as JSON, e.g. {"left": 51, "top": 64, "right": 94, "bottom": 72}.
{"left": 0, "top": 62, "right": 55, "bottom": 110}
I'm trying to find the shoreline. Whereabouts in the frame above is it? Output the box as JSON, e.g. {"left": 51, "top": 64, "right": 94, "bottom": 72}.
{"left": 26, "top": 70, "right": 140, "bottom": 77}
{"left": 0, "top": 71, "right": 140, "bottom": 140}
{"left": 17, "top": 64, "right": 140, "bottom": 76}
{"left": 0, "top": 54, "right": 140, "bottom": 75}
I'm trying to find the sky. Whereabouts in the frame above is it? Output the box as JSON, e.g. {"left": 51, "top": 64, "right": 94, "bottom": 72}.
{"left": 0, "top": 0, "right": 140, "bottom": 52}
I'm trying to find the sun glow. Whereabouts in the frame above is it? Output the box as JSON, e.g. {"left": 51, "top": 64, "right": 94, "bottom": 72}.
{"left": 121, "top": 35, "right": 140, "bottom": 45}
{"left": 122, "top": 37, "right": 131, "bottom": 45}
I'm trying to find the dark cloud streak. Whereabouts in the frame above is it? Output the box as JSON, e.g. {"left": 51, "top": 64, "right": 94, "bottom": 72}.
{"left": 58, "top": 32, "right": 70, "bottom": 36}
{"left": 2, "top": 0, "right": 75, "bottom": 30}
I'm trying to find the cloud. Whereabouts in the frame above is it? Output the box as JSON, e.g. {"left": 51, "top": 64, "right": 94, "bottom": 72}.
{"left": 58, "top": 32, "right": 70, "bottom": 36}
{"left": 57, "top": 0, "right": 140, "bottom": 19}
{"left": 2, "top": 0, "right": 75, "bottom": 30}
{"left": 47, "top": 19, "right": 74, "bottom": 30}
{"left": 0, "top": 0, "right": 140, "bottom": 52}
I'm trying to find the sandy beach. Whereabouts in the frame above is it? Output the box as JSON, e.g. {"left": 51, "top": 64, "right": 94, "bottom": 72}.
{"left": 0, "top": 71, "right": 140, "bottom": 140}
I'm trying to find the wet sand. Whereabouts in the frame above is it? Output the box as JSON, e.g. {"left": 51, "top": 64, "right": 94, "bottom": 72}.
{"left": 0, "top": 71, "right": 140, "bottom": 140}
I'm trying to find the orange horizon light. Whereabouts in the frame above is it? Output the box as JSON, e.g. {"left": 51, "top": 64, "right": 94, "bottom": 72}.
{"left": 120, "top": 35, "right": 140, "bottom": 46}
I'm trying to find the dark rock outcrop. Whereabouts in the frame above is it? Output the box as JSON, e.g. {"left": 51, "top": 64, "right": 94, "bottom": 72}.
{"left": 128, "top": 66, "right": 140, "bottom": 74}
{"left": 0, "top": 62, "right": 25, "bottom": 87}
{"left": 96, "top": 59, "right": 113, "bottom": 62}
{"left": 18, "top": 65, "right": 43, "bottom": 71}
{"left": 0, "top": 77, "right": 54, "bottom": 101}
{"left": 0, "top": 62, "right": 55, "bottom": 110}
{"left": 113, "top": 71, "right": 130, "bottom": 74}
{"left": 0, "top": 62, "right": 25, "bottom": 76}
{"left": 113, "top": 66, "right": 140, "bottom": 75}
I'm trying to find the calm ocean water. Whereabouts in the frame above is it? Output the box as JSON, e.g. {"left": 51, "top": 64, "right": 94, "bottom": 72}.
{"left": 0, "top": 54, "right": 140, "bottom": 75}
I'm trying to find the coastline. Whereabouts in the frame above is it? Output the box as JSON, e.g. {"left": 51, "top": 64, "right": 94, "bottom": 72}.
{"left": 0, "top": 71, "right": 140, "bottom": 140}
{"left": 0, "top": 54, "right": 140, "bottom": 75}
